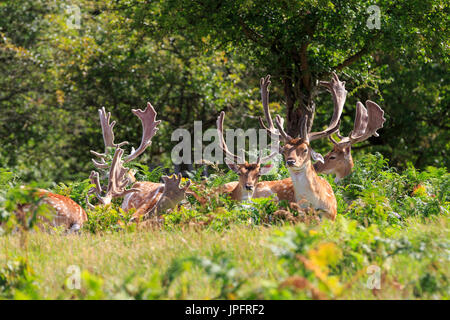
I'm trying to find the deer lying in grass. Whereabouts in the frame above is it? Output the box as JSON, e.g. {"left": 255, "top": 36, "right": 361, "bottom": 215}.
{"left": 88, "top": 104, "right": 192, "bottom": 222}
{"left": 215, "top": 111, "right": 278, "bottom": 201}
{"left": 255, "top": 73, "right": 347, "bottom": 220}
{"left": 314, "top": 100, "right": 386, "bottom": 182}
{"left": 12, "top": 187, "right": 87, "bottom": 232}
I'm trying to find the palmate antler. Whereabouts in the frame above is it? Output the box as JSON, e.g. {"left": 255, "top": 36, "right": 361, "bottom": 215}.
{"left": 87, "top": 102, "right": 161, "bottom": 208}
{"left": 86, "top": 148, "right": 139, "bottom": 208}
{"left": 125, "top": 103, "right": 161, "bottom": 163}
{"left": 314, "top": 72, "right": 347, "bottom": 140}
{"left": 259, "top": 72, "right": 345, "bottom": 143}
{"left": 329, "top": 100, "right": 386, "bottom": 148}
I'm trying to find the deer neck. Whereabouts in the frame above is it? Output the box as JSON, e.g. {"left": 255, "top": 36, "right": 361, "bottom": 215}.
{"left": 335, "top": 156, "right": 354, "bottom": 182}
{"left": 288, "top": 161, "right": 321, "bottom": 206}
{"left": 231, "top": 184, "right": 253, "bottom": 201}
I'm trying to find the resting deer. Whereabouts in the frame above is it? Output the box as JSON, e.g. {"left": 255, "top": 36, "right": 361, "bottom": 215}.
{"left": 215, "top": 111, "right": 278, "bottom": 201}
{"left": 13, "top": 187, "right": 87, "bottom": 232}
{"left": 88, "top": 104, "right": 191, "bottom": 222}
{"left": 256, "top": 73, "right": 347, "bottom": 220}
{"left": 314, "top": 100, "right": 386, "bottom": 182}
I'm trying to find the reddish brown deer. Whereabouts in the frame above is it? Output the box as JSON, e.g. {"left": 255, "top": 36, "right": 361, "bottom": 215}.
{"left": 13, "top": 187, "right": 88, "bottom": 232}
{"left": 256, "top": 73, "right": 347, "bottom": 220}
{"left": 314, "top": 100, "right": 386, "bottom": 182}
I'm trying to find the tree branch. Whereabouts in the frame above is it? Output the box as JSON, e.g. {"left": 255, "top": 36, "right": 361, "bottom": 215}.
{"left": 334, "top": 47, "right": 369, "bottom": 71}
{"left": 238, "top": 18, "right": 271, "bottom": 48}
{"left": 331, "top": 32, "right": 381, "bottom": 72}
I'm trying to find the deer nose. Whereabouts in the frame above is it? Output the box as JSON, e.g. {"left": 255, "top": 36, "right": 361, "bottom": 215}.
{"left": 245, "top": 184, "right": 254, "bottom": 191}
{"left": 286, "top": 159, "right": 296, "bottom": 167}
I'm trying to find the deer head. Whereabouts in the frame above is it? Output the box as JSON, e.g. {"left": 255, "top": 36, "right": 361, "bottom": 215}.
{"left": 217, "top": 111, "right": 277, "bottom": 200}
{"left": 314, "top": 100, "right": 386, "bottom": 181}
{"left": 87, "top": 103, "right": 161, "bottom": 208}
{"left": 259, "top": 72, "right": 346, "bottom": 173}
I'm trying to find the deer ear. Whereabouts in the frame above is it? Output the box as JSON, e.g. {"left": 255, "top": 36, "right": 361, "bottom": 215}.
{"left": 310, "top": 148, "right": 324, "bottom": 163}
{"left": 259, "top": 164, "right": 274, "bottom": 176}
{"left": 225, "top": 159, "right": 240, "bottom": 173}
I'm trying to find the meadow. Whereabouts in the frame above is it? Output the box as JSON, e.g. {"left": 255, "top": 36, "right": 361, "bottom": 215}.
{"left": 1, "top": 153, "right": 448, "bottom": 300}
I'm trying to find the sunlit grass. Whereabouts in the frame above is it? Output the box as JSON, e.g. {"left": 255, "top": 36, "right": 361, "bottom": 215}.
{"left": 0, "top": 225, "right": 281, "bottom": 299}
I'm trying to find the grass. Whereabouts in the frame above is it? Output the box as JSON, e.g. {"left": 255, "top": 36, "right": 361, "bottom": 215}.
{"left": 0, "top": 154, "right": 449, "bottom": 299}
{"left": 0, "top": 215, "right": 448, "bottom": 299}
{"left": 1, "top": 226, "right": 280, "bottom": 299}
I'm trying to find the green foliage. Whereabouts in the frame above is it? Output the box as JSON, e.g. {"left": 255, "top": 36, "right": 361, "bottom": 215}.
{"left": 330, "top": 153, "right": 449, "bottom": 227}
{"left": 241, "top": 212, "right": 449, "bottom": 299}
{"left": 52, "top": 179, "right": 93, "bottom": 209}
{"left": 0, "top": 0, "right": 448, "bottom": 300}
{"left": 82, "top": 204, "right": 134, "bottom": 234}
{"left": 1, "top": 0, "right": 448, "bottom": 182}
{"left": 0, "top": 258, "right": 40, "bottom": 299}
{"left": 60, "top": 250, "right": 243, "bottom": 300}
{"left": 0, "top": 184, "right": 53, "bottom": 234}
{"left": 132, "top": 164, "right": 164, "bottom": 183}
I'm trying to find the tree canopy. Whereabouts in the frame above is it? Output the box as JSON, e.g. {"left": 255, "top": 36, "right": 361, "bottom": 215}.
{"left": 0, "top": 0, "right": 448, "bottom": 182}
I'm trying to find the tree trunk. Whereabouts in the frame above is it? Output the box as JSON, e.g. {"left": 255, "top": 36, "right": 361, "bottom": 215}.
{"left": 283, "top": 75, "right": 316, "bottom": 138}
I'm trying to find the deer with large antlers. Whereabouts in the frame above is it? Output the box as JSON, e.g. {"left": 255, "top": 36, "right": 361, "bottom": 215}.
{"left": 215, "top": 111, "right": 278, "bottom": 201}
{"left": 314, "top": 100, "right": 386, "bottom": 182}
{"left": 88, "top": 103, "right": 191, "bottom": 222}
{"left": 256, "top": 73, "right": 347, "bottom": 220}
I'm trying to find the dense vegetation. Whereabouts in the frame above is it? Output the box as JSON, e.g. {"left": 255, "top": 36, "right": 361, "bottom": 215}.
{"left": 0, "top": 0, "right": 448, "bottom": 300}
{"left": 0, "top": 0, "right": 448, "bottom": 182}
{"left": 0, "top": 154, "right": 448, "bottom": 299}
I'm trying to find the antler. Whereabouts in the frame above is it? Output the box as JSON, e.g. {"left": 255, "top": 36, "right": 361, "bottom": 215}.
{"left": 124, "top": 102, "right": 161, "bottom": 163}
{"left": 98, "top": 107, "right": 129, "bottom": 150}
{"left": 217, "top": 111, "right": 245, "bottom": 164}
{"left": 89, "top": 107, "right": 129, "bottom": 170}
{"left": 258, "top": 75, "right": 293, "bottom": 143}
{"left": 258, "top": 73, "right": 344, "bottom": 143}
{"left": 218, "top": 111, "right": 278, "bottom": 165}
{"left": 88, "top": 102, "right": 161, "bottom": 208}
{"left": 308, "top": 72, "right": 347, "bottom": 141}
{"left": 256, "top": 149, "right": 278, "bottom": 165}
{"left": 86, "top": 148, "right": 139, "bottom": 209}
{"left": 329, "top": 100, "right": 386, "bottom": 147}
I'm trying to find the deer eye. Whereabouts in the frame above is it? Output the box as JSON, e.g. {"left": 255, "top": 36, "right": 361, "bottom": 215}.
{"left": 329, "top": 156, "right": 336, "bottom": 160}
{"left": 303, "top": 149, "right": 308, "bottom": 153}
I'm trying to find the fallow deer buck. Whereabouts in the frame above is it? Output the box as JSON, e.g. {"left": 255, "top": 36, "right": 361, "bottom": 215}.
{"left": 215, "top": 111, "right": 278, "bottom": 201}
{"left": 256, "top": 73, "right": 347, "bottom": 220}
{"left": 314, "top": 100, "right": 386, "bottom": 182}
{"left": 88, "top": 104, "right": 191, "bottom": 222}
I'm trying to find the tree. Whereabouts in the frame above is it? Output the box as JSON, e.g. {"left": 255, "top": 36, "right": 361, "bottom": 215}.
{"left": 141, "top": 0, "right": 448, "bottom": 137}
